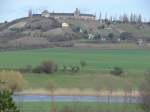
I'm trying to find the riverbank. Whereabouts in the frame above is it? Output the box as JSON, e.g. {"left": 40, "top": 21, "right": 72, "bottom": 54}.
{"left": 15, "top": 89, "right": 140, "bottom": 97}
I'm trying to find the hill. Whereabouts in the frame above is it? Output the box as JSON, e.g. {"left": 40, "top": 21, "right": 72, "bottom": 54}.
{"left": 0, "top": 16, "right": 82, "bottom": 49}
{"left": 0, "top": 16, "right": 150, "bottom": 50}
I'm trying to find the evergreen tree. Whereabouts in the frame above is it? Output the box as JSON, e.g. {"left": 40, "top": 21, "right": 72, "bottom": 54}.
{"left": 0, "top": 90, "right": 19, "bottom": 112}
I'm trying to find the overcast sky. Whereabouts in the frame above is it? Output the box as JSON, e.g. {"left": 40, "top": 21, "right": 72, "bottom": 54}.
{"left": 0, "top": 0, "right": 149, "bottom": 22}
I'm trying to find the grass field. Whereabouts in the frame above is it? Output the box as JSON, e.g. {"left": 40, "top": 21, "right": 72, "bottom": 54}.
{"left": 0, "top": 48, "right": 150, "bottom": 71}
{"left": 20, "top": 102, "right": 143, "bottom": 112}
{"left": 24, "top": 73, "right": 143, "bottom": 90}
{"left": 0, "top": 48, "right": 150, "bottom": 90}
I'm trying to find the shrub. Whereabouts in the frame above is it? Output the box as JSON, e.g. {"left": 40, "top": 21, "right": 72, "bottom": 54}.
{"left": 108, "top": 33, "right": 114, "bottom": 40}
{"left": 110, "top": 67, "right": 123, "bottom": 76}
{"left": 33, "top": 61, "right": 57, "bottom": 74}
{"left": 0, "top": 70, "right": 24, "bottom": 92}
{"left": 80, "top": 60, "right": 87, "bottom": 68}
{"left": 119, "top": 32, "right": 133, "bottom": 40}
{"left": 62, "top": 65, "right": 80, "bottom": 73}
{"left": 94, "top": 32, "right": 101, "bottom": 40}
{"left": 83, "top": 29, "right": 88, "bottom": 34}
{"left": 71, "top": 66, "right": 80, "bottom": 73}
{"left": 97, "top": 25, "right": 105, "bottom": 29}
{"left": 71, "top": 25, "right": 81, "bottom": 33}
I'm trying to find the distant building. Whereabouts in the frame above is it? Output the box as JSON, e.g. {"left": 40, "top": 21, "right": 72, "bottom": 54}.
{"left": 33, "top": 8, "right": 96, "bottom": 20}
{"left": 62, "top": 23, "right": 69, "bottom": 28}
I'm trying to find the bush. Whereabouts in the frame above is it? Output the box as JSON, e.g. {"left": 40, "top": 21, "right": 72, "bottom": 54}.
{"left": 80, "top": 60, "right": 87, "bottom": 68}
{"left": 62, "top": 65, "right": 80, "bottom": 73}
{"left": 94, "top": 32, "right": 101, "bottom": 40}
{"left": 97, "top": 25, "right": 105, "bottom": 29}
{"left": 0, "top": 70, "right": 24, "bottom": 92}
{"left": 33, "top": 61, "right": 57, "bottom": 74}
{"left": 108, "top": 33, "right": 114, "bottom": 40}
{"left": 110, "top": 67, "right": 123, "bottom": 76}
{"left": 71, "top": 66, "right": 80, "bottom": 73}
{"left": 71, "top": 25, "right": 81, "bottom": 33}
{"left": 119, "top": 32, "right": 133, "bottom": 40}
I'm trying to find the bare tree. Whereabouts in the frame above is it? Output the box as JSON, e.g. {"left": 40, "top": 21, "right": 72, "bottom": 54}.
{"left": 99, "top": 12, "right": 102, "bottom": 22}
{"left": 47, "top": 81, "right": 56, "bottom": 112}
{"left": 137, "top": 14, "right": 142, "bottom": 24}
{"left": 140, "top": 71, "right": 150, "bottom": 112}
{"left": 130, "top": 13, "right": 134, "bottom": 23}
{"left": 95, "top": 84, "right": 102, "bottom": 103}
{"left": 123, "top": 81, "right": 132, "bottom": 112}
{"left": 122, "top": 14, "right": 129, "bottom": 23}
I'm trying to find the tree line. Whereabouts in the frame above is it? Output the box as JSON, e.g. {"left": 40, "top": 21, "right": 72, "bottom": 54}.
{"left": 99, "top": 12, "right": 144, "bottom": 24}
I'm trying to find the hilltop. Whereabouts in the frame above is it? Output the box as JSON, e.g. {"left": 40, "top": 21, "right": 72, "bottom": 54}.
{"left": 0, "top": 16, "right": 150, "bottom": 50}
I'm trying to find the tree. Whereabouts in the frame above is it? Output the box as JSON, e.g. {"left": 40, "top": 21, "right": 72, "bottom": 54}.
{"left": 99, "top": 12, "right": 102, "bottom": 22}
{"left": 104, "top": 13, "right": 109, "bottom": 23}
{"left": 94, "top": 32, "right": 101, "bottom": 40}
{"left": 133, "top": 14, "right": 137, "bottom": 24}
{"left": 108, "top": 33, "right": 114, "bottom": 40}
{"left": 0, "top": 71, "right": 24, "bottom": 92}
{"left": 47, "top": 81, "right": 56, "bottom": 112}
{"left": 0, "top": 90, "right": 19, "bottom": 112}
{"left": 80, "top": 60, "right": 87, "bottom": 68}
{"left": 130, "top": 13, "right": 134, "bottom": 23}
{"left": 120, "top": 32, "right": 133, "bottom": 40}
{"left": 137, "top": 14, "right": 142, "bottom": 24}
{"left": 111, "top": 67, "right": 123, "bottom": 76}
{"left": 140, "top": 71, "right": 150, "bottom": 112}
{"left": 33, "top": 61, "right": 57, "bottom": 74}
{"left": 123, "top": 14, "right": 129, "bottom": 23}
{"left": 123, "top": 81, "right": 132, "bottom": 112}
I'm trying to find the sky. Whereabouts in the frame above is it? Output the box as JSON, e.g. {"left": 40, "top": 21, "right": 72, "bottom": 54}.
{"left": 0, "top": 0, "right": 150, "bottom": 22}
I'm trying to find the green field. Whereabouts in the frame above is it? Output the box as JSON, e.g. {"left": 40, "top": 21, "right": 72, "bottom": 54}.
{"left": 20, "top": 102, "right": 143, "bottom": 112}
{"left": 0, "top": 48, "right": 150, "bottom": 71}
{"left": 0, "top": 48, "right": 150, "bottom": 90}
{"left": 24, "top": 73, "right": 143, "bottom": 90}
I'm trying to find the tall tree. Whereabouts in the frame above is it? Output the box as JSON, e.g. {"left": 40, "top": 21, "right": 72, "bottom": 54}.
{"left": 0, "top": 91, "right": 19, "bottom": 112}
{"left": 130, "top": 13, "right": 134, "bottom": 23}
{"left": 123, "top": 14, "right": 129, "bottom": 23}
{"left": 104, "top": 13, "right": 108, "bottom": 23}
{"left": 99, "top": 12, "right": 102, "bottom": 21}
{"left": 138, "top": 14, "right": 142, "bottom": 24}
{"left": 140, "top": 71, "right": 150, "bottom": 112}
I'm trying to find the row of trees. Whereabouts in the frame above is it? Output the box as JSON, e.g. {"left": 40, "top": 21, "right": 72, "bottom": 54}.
{"left": 89, "top": 32, "right": 135, "bottom": 42}
{"left": 99, "top": 12, "right": 143, "bottom": 24}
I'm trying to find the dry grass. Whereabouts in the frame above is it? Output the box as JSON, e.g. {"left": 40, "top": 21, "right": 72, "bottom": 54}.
{"left": 17, "top": 88, "right": 140, "bottom": 97}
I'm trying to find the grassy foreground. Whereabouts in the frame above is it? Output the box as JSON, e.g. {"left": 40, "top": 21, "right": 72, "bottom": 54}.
{"left": 19, "top": 102, "right": 143, "bottom": 112}
{"left": 0, "top": 48, "right": 149, "bottom": 90}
